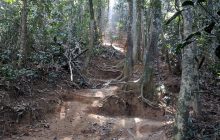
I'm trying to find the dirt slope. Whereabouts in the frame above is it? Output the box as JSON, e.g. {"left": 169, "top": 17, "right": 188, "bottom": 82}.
{"left": 2, "top": 45, "right": 175, "bottom": 140}
{"left": 10, "top": 86, "right": 171, "bottom": 140}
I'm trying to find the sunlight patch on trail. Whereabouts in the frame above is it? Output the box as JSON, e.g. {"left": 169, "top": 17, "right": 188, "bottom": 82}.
{"left": 61, "top": 137, "right": 72, "bottom": 140}
{"left": 102, "top": 42, "right": 125, "bottom": 53}
{"left": 87, "top": 113, "right": 170, "bottom": 139}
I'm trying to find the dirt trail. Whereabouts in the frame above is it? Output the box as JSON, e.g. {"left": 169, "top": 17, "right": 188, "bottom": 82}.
{"left": 11, "top": 85, "right": 171, "bottom": 140}
{"left": 3, "top": 46, "right": 175, "bottom": 140}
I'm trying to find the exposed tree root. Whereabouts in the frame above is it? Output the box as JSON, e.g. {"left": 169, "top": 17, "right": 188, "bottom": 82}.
{"left": 116, "top": 89, "right": 135, "bottom": 93}
{"left": 140, "top": 82, "right": 160, "bottom": 109}
{"left": 102, "top": 59, "right": 124, "bottom": 69}
{"left": 109, "top": 78, "right": 141, "bottom": 85}
{"left": 115, "top": 59, "right": 125, "bottom": 69}
{"left": 96, "top": 65, "right": 121, "bottom": 73}
{"left": 64, "top": 80, "right": 80, "bottom": 89}
{"left": 101, "top": 74, "right": 161, "bottom": 109}
{"left": 115, "top": 72, "right": 124, "bottom": 81}
{"left": 127, "top": 129, "right": 136, "bottom": 139}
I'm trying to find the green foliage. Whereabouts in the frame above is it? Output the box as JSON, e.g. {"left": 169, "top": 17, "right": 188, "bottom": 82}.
{"left": 0, "top": 64, "right": 16, "bottom": 79}
{"left": 30, "top": 44, "right": 65, "bottom": 66}
{"left": 209, "top": 63, "right": 220, "bottom": 76}
{"left": 0, "top": 50, "right": 12, "bottom": 63}
{"left": 116, "top": 22, "right": 124, "bottom": 30}
{"left": 165, "top": 0, "right": 219, "bottom": 60}
{"left": 0, "top": 64, "right": 37, "bottom": 80}
{"left": 0, "top": 0, "right": 94, "bottom": 80}
{"left": 3, "top": 0, "right": 16, "bottom": 4}
{"left": 165, "top": 10, "right": 183, "bottom": 25}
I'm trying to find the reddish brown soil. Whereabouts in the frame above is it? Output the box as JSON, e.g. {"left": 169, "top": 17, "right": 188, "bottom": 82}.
{"left": 1, "top": 45, "right": 176, "bottom": 140}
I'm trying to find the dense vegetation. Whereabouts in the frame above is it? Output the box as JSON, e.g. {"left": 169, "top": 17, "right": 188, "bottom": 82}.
{"left": 0, "top": 0, "right": 219, "bottom": 139}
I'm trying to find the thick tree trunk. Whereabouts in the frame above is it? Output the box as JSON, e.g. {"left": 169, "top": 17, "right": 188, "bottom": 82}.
{"left": 175, "top": 3, "right": 199, "bottom": 139}
{"left": 132, "top": 0, "right": 137, "bottom": 63}
{"left": 141, "top": 0, "right": 161, "bottom": 99}
{"left": 176, "top": 0, "right": 183, "bottom": 75}
{"left": 88, "top": 0, "right": 98, "bottom": 44}
{"left": 143, "top": 6, "right": 152, "bottom": 62}
{"left": 18, "top": 0, "right": 28, "bottom": 67}
{"left": 97, "top": 0, "right": 102, "bottom": 35}
{"left": 136, "top": 0, "right": 142, "bottom": 62}
{"left": 123, "top": 0, "right": 133, "bottom": 80}
{"left": 85, "top": 0, "right": 96, "bottom": 68}
{"left": 131, "top": 0, "right": 142, "bottom": 63}
{"left": 140, "top": 0, "right": 145, "bottom": 62}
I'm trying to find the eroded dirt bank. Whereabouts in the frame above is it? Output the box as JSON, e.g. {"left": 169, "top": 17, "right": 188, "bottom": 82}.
{"left": 8, "top": 86, "right": 172, "bottom": 140}
{"left": 1, "top": 46, "right": 175, "bottom": 140}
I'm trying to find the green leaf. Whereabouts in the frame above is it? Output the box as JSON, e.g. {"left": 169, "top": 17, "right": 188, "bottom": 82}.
{"left": 204, "top": 22, "right": 216, "bottom": 34}
{"left": 165, "top": 10, "right": 183, "bottom": 25}
{"left": 3, "top": 0, "right": 16, "bottom": 4}
{"left": 185, "top": 31, "right": 201, "bottom": 41}
{"left": 182, "top": 1, "right": 194, "bottom": 7}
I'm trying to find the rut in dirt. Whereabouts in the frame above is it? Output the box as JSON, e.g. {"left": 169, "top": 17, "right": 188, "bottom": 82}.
{"left": 16, "top": 86, "right": 172, "bottom": 140}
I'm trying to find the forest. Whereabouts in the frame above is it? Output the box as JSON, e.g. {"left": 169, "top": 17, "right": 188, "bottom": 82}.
{"left": 0, "top": 0, "right": 220, "bottom": 139}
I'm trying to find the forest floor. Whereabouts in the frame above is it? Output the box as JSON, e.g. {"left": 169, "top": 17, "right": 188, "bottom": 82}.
{"left": 1, "top": 42, "right": 219, "bottom": 140}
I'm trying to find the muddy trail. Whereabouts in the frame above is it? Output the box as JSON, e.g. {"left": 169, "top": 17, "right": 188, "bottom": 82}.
{"left": 2, "top": 45, "right": 175, "bottom": 140}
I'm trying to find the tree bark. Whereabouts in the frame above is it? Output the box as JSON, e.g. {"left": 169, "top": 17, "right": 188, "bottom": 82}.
{"left": 85, "top": 0, "right": 96, "bottom": 68}
{"left": 175, "top": 2, "right": 199, "bottom": 139}
{"left": 18, "top": 0, "right": 28, "bottom": 67}
{"left": 123, "top": 0, "right": 134, "bottom": 81}
{"left": 141, "top": 0, "right": 161, "bottom": 99}
{"left": 88, "top": 0, "right": 98, "bottom": 44}
{"left": 132, "top": 0, "right": 137, "bottom": 63}
{"left": 140, "top": 0, "right": 145, "bottom": 62}
{"left": 136, "top": 0, "right": 142, "bottom": 62}
{"left": 97, "top": 0, "right": 102, "bottom": 35}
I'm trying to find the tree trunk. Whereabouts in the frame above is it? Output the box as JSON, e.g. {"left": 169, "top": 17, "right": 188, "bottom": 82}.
{"left": 141, "top": 0, "right": 161, "bottom": 99}
{"left": 176, "top": 0, "right": 183, "bottom": 76}
{"left": 136, "top": 0, "right": 142, "bottom": 62}
{"left": 85, "top": 0, "right": 96, "bottom": 68}
{"left": 123, "top": 0, "right": 133, "bottom": 81}
{"left": 88, "top": 0, "right": 98, "bottom": 44}
{"left": 132, "top": 0, "right": 138, "bottom": 63}
{"left": 18, "top": 0, "right": 28, "bottom": 67}
{"left": 97, "top": 0, "right": 102, "bottom": 35}
{"left": 140, "top": 0, "right": 145, "bottom": 62}
{"left": 175, "top": 2, "right": 199, "bottom": 139}
{"left": 143, "top": 6, "right": 152, "bottom": 62}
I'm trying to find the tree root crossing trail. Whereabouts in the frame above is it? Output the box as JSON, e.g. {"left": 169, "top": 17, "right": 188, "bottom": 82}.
{"left": 14, "top": 86, "right": 171, "bottom": 140}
